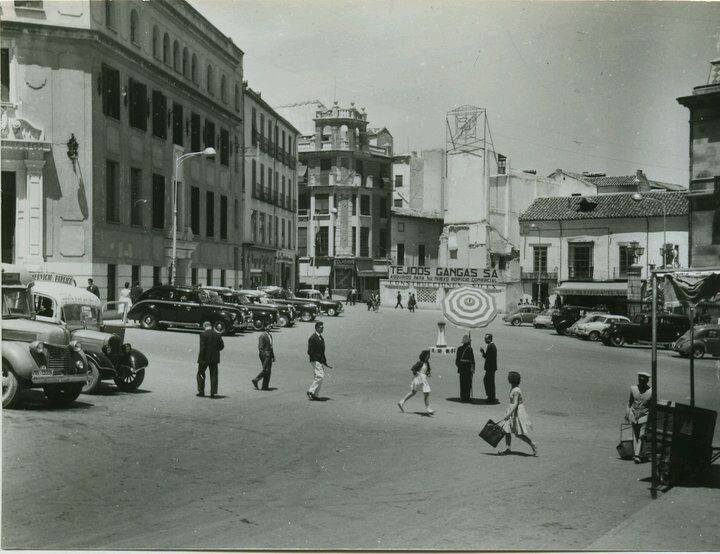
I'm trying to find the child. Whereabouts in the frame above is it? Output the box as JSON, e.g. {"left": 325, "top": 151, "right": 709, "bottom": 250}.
{"left": 398, "top": 350, "right": 434, "bottom": 415}
{"left": 498, "top": 371, "right": 537, "bottom": 456}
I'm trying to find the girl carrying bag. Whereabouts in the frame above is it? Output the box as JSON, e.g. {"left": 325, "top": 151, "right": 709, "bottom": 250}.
{"left": 479, "top": 419, "right": 505, "bottom": 447}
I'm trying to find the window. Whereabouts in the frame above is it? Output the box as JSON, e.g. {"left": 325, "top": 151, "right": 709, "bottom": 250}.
{"left": 282, "top": 219, "right": 286, "bottom": 248}
{"left": 206, "top": 191, "right": 215, "bottom": 237}
{"left": 315, "top": 194, "right": 329, "bottom": 213}
{"left": 360, "top": 227, "right": 370, "bottom": 257}
{"left": 569, "top": 243, "right": 593, "bottom": 279}
{"left": 220, "top": 269, "right": 226, "bottom": 287}
{"left": 152, "top": 90, "right": 167, "bottom": 139}
{"left": 105, "top": 160, "right": 119, "bottom": 222}
{"left": 191, "top": 267, "right": 198, "bottom": 285}
{"left": 234, "top": 199, "right": 239, "bottom": 229}
{"left": 206, "top": 268, "right": 212, "bottom": 286}
{"left": 398, "top": 222, "right": 405, "bottom": 232}
{"left": 105, "top": 0, "right": 115, "bottom": 28}
{"left": 360, "top": 195, "right": 370, "bottom": 215}
{"left": 251, "top": 160, "right": 257, "bottom": 195}
{"left": 130, "top": 9, "right": 139, "bottom": 44}
{"left": 204, "top": 118, "right": 215, "bottom": 148}
{"left": 220, "top": 195, "right": 228, "bottom": 240}
{"left": 499, "top": 256, "right": 507, "bottom": 270}
{"left": 713, "top": 177, "right": 720, "bottom": 244}
{"left": 259, "top": 213, "right": 265, "bottom": 243}
{"left": 418, "top": 244, "right": 426, "bottom": 266}
{"left": 190, "top": 186, "right": 200, "bottom": 236}
{"left": 316, "top": 227, "right": 329, "bottom": 256}
{"left": 162, "top": 33, "right": 169, "bottom": 64}
{"left": 379, "top": 229, "right": 387, "bottom": 257}
{"left": 274, "top": 216, "right": 279, "bottom": 247}
{"left": 191, "top": 53, "right": 197, "bottom": 83}
{"left": 1, "top": 48, "right": 9, "bottom": 103}
{"left": 234, "top": 84, "right": 240, "bottom": 112}
{"left": 173, "top": 40, "right": 180, "bottom": 72}
{"left": 618, "top": 245, "right": 633, "bottom": 277}
{"left": 132, "top": 264, "right": 140, "bottom": 284}
{"left": 190, "top": 112, "right": 200, "bottom": 151}
{"left": 153, "top": 266, "right": 161, "bottom": 286}
{"left": 396, "top": 242, "right": 404, "bottom": 265}
{"left": 152, "top": 26, "right": 159, "bottom": 58}
{"left": 206, "top": 65, "right": 214, "bottom": 95}
{"left": 395, "top": 174, "right": 403, "bottom": 188}
{"left": 107, "top": 264, "right": 116, "bottom": 302}
{"left": 251, "top": 108, "right": 257, "bottom": 145}
{"left": 219, "top": 128, "right": 229, "bottom": 166}
{"left": 450, "top": 250, "right": 457, "bottom": 260}
{"left": 101, "top": 64, "right": 120, "bottom": 119}
{"left": 220, "top": 75, "right": 227, "bottom": 103}
{"left": 14, "top": 0, "right": 44, "bottom": 8}
{"left": 320, "top": 158, "right": 331, "bottom": 171}
{"left": 380, "top": 197, "right": 387, "bottom": 218}
{"left": 128, "top": 78, "right": 148, "bottom": 131}
{"left": 251, "top": 210, "right": 258, "bottom": 242}
{"left": 130, "top": 167, "right": 143, "bottom": 226}
{"left": 533, "top": 246, "right": 548, "bottom": 273}
{"left": 393, "top": 198, "right": 403, "bottom": 207}
{"left": 298, "top": 227, "right": 307, "bottom": 256}
{"left": 182, "top": 48, "right": 188, "bottom": 77}
{"left": 351, "top": 195, "right": 357, "bottom": 215}
{"left": 282, "top": 130, "right": 286, "bottom": 153}
{"left": 260, "top": 113, "right": 264, "bottom": 138}
{"left": 172, "top": 102, "right": 183, "bottom": 146}
{"left": 152, "top": 174, "right": 165, "bottom": 229}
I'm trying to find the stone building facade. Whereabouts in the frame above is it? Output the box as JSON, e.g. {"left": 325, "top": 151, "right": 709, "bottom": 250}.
{"left": 1, "top": 0, "right": 244, "bottom": 300}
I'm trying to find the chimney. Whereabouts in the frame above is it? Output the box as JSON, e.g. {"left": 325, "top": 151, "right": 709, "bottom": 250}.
{"left": 709, "top": 58, "right": 720, "bottom": 85}
{"left": 635, "top": 169, "right": 651, "bottom": 192}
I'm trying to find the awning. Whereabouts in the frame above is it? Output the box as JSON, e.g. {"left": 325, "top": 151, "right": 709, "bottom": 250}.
{"left": 557, "top": 281, "right": 628, "bottom": 297}
{"left": 356, "top": 259, "right": 388, "bottom": 277}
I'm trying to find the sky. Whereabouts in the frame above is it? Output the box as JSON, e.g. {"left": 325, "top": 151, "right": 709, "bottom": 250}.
{"left": 191, "top": 0, "right": 720, "bottom": 186}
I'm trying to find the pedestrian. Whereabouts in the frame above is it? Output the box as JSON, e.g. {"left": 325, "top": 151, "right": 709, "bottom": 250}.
{"left": 326, "top": 287, "right": 333, "bottom": 300}
{"left": 351, "top": 288, "right": 357, "bottom": 306}
{"left": 398, "top": 350, "right": 434, "bottom": 415}
{"left": 307, "top": 321, "right": 332, "bottom": 400}
{"left": 367, "top": 295, "right": 373, "bottom": 311}
{"left": 497, "top": 371, "right": 537, "bottom": 456}
{"left": 130, "top": 280, "right": 144, "bottom": 304}
{"left": 346, "top": 289, "right": 352, "bottom": 305}
{"left": 373, "top": 292, "right": 380, "bottom": 312}
{"left": 196, "top": 320, "right": 224, "bottom": 398}
{"left": 252, "top": 322, "right": 275, "bottom": 390}
{"left": 455, "top": 333, "right": 475, "bottom": 402}
{"left": 395, "top": 291, "right": 404, "bottom": 309}
{"left": 480, "top": 333, "right": 499, "bottom": 404}
{"left": 625, "top": 372, "right": 651, "bottom": 463}
{"left": 408, "top": 293, "right": 417, "bottom": 312}
{"left": 119, "top": 281, "right": 132, "bottom": 317}
{"left": 86, "top": 278, "right": 100, "bottom": 298}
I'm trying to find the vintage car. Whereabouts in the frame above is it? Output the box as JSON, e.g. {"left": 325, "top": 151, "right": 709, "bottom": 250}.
{"left": 32, "top": 281, "right": 148, "bottom": 393}
{"left": 233, "top": 289, "right": 296, "bottom": 327}
{"left": 672, "top": 325, "right": 720, "bottom": 359}
{"left": 533, "top": 309, "right": 558, "bottom": 329}
{"left": 2, "top": 264, "right": 90, "bottom": 408}
{"left": 127, "top": 285, "right": 249, "bottom": 335}
{"left": 502, "top": 305, "right": 541, "bottom": 326}
{"left": 551, "top": 305, "right": 605, "bottom": 335}
{"left": 574, "top": 314, "right": 631, "bottom": 341}
{"left": 565, "top": 311, "right": 613, "bottom": 337}
{"left": 258, "top": 286, "right": 319, "bottom": 322}
{"left": 202, "top": 287, "right": 279, "bottom": 330}
{"left": 295, "top": 289, "right": 344, "bottom": 316}
{"left": 602, "top": 312, "right": 691, "bottom": 347}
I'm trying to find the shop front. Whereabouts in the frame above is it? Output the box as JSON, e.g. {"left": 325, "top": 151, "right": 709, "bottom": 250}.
{"left": 243, "top": 246, "right": 279, "bottom": 288}
{"left": 556, "top": 281, "right": 629, "bottom": 314}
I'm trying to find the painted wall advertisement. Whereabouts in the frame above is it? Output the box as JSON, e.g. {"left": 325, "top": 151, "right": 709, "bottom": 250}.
{"left": 386, "top": 265, "right": 505, "bottom": 288}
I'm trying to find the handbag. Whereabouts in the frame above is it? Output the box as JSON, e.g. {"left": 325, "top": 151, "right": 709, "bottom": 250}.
{"left": 479, "top": 419, "right": 505, "bottom": 447}
{"left": 617, "top": 423, "right": 647, "bottom": 459}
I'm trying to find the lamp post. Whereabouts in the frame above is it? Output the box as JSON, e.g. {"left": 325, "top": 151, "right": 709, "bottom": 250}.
{"left": 631, "top": 193, "right": 667, "bottom": 268}
{"left": 530, "top": 223, "right": 542, "bottom": 304}
{"left": 170, "top": 147, "right": 216, "bottom": 284}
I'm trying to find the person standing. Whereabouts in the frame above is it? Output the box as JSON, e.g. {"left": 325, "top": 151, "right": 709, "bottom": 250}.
{"left": 625, "top": 372, "right": 652, "bottom": 463}
{"left": 197, "top": 321, "right": 224, "bottom": 398}
{"left": 480, "top": 333, "right": 498, "bottom": 404}
{"left": 119, "top": 281, "right": 132, "bottom": 317}
{"left": 497, "top": 371, "right": 537, "bottom": 456}
{"left": 307, "top": 321, "right": 331, "bottom": 400}
{"left": 395, "top": 291, "right": 404, "bottom": 309}
{"left": 252, "top": 322, "right": 275, "bottom": 390}
{"left": 398, "top": 350, "right": 434, "bottom": 415}
{"left": 130, "top": 280, "right": 144, "bottom": 304}
{"left": 86, "top": 278, "right": 100, "bottom": 298}
{"left": 408, "top": 293, "right": 417, "bottom": 313}
{"left": 455, "top": 334, "right": 475, "bottom": 402}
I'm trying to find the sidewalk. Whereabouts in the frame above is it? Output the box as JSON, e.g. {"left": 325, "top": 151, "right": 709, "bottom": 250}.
{"left": 589, "top": 486, "right": 720, "bottom": 551}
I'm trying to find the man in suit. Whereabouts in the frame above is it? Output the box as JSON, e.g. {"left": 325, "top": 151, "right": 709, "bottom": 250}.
{"left": 86, "top": 278, "right": 100, "bottom": 298}
{"left": 455, "top": 334, "right": 475, "bottom": 402}
{"left": 197, "top": 321, "right": 224, "bottom": 398}
{"left": 480, "top": 333, "right": 498, "bottom": 404}
{"left": 395, "top": 291, "right": 403, "bottom": 309}
{"left": 252, "top": 322, "right": 275, "bottom": 390}
{"left": 130, "top": 280, "right": 144, "bottom": 304}
{"left": 307, "top": 321, "right": 330, "bottom": 400}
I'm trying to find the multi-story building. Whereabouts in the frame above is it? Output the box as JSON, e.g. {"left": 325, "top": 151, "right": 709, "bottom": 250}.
{"left": 1, "top": 0, "right": 244, "bottom": 300}
{"left": 243, "top": 86, "right": 299, "bottom": 288}
{"left": 547, "top": 169, "right": 685, "bottom": 195}
{"left": 677, "top": 58, "right": 720, "bottom": 268}
{"left": 283, "top": 101, "right": 393, "bottom": 296}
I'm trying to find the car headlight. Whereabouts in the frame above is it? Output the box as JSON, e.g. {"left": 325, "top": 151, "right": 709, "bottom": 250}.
{"left": 75, "top": 359, "right": 85, "bottom": 369}
{"left": 230, "top": 312, "right": 237, "bottom": 320}
{"left": 30, "top": 340, "right": 45, "bottom": 354}
{"left": 123, "top": 343, "right": 132, "bottom": 354}
{"left": 70, "top": 340, "right": 82, "bottom": 352}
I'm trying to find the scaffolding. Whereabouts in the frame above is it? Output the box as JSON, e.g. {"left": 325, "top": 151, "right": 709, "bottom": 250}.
{"left": 445, "top": 105, "right": 489, "bottom": 157}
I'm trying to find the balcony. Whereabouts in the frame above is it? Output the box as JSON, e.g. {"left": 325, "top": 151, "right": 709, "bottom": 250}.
{"left": 568, "top": 266, "right": 594, "bottom": 281}
{"left": 521, "top": 270, "right": 558, "bottom": 281}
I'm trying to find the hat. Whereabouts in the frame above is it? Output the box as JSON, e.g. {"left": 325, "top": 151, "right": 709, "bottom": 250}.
{"left": 462, "top": 334, "right": 471, "bottom": 344}
{"left": 637, "top": 372, "right": 651, "bottom": 379}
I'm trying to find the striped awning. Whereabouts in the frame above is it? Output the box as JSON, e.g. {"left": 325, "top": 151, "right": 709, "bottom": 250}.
{"left": 557, "top": 281, "right": 628, "bottom": 297}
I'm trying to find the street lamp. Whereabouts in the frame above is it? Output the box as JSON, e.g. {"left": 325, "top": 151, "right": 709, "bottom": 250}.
{"left": 631, "top": 192, "right": 667, "bottom": 268}
{"left": 170, "top": 147, "right": 216, "bottom": 284}
{"left": 530, "top": 223, "right": 542, "bottom": 304}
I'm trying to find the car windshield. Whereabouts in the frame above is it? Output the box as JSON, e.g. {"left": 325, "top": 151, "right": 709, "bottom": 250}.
{"left": 62, "top": 303, "right": 101, "bottom": 326}
{"left": 2, "top": 287, "right": 33, "bottom": 318}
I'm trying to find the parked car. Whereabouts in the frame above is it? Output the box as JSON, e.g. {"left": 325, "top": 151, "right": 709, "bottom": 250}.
{"left": 602, "top": 312, "right": 691, "bottom": 347}
{"left": 503, "top": 305, "right": 542, "bottom": 326}
{"left": 575, "top": 314, "right": 631, "bottom": 341}
{"left": 127, "top": 285, "right": 249, "bottom": 335}
{"left": 552, "top": 305, "right": 605, "bottom": 335}
{"left": 203, "top": 287, "right": 280, "bottom": 330}
{"left": 258, "top": 286, "right": 319, "bottom": 322}
{"left": 294, "top": 289, "right": 344, "bottom": 316}
{"left": 2, "top": 264, "right": 90, "bottom": 408}
{"left": 234, "top": 289, "right": 296, "bottom": 328}
{"left": 673, "top": 325, "right": 720, "bottom": 359}
{"left": 565, "top": 312, "right": 612, "bottom": 337}
{"left": 533, "top": 309, "right": 558, "bottom": 329}
{"left": 32, "top": 280, "right": 148, "bottom": 393}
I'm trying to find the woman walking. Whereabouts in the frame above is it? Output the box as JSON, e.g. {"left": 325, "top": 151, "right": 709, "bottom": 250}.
{"left": 398, "top": 350, "right": 434, "bottom": 415}
{"left": 119, "top": 281, "right": 132, "bottom": 317}
{"left": 498, "top": 371, "right": 537, "bottom": 456}
{"left": 625, "top": 372, "right": 651, "bottom": 463}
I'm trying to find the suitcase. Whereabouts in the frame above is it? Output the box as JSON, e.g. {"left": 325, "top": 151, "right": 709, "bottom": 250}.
{"left": 479, "top": 419, "right": 505, "bottom": 447}
{"left": 617, "top": 423, "right": 650, "bottom": 459}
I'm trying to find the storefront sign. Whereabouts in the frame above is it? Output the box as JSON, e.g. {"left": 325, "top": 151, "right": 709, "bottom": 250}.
{"left": 333, "top": 258, "right": 355, "bottom": 268}
{"left": 30, "top": 272, "right": 76, "bottom": 286}
{"left": 387, "top": 265, "right": 504, "bottom": 287}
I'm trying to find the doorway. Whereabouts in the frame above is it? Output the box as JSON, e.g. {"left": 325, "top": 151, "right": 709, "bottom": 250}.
{"left": 532, "top": 282, "right": 549, "bottom": 306}
{"left": 2, "top": 171, "right": 16, "bottom": 263}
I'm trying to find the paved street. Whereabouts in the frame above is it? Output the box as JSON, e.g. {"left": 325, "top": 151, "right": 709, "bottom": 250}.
{"left": 3, "top": 305, "right": 720, "bottom": 550}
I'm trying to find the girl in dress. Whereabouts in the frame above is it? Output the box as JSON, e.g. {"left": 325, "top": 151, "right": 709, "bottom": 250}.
{"left": 398, "top": 350, "right": 434, "bottom": 415}
{"left": 498, "top": 371, "right": 537, "bottom": 456}
{"left": 118, "top": 281, "right": 132, "bottom": 317}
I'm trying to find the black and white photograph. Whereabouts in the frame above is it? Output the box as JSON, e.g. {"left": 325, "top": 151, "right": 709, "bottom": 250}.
{"left": 2, "top": 0, "right": 720, "bottom": 550}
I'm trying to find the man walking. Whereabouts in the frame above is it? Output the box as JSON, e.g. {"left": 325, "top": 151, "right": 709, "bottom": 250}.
{"left": 86, "top": 278, "right": 100, "bottom": 298}
{"left": 197, "top": 321, "right": 224, "bottom": 398}
{"left": 395, "top": 291, "right": 404, "bottom": 309}
{"left": 252, "top": 322, "right": 275, "bottom": 390}
{"left": 130, "top": 280, "right": 144, "bottom": 304}
{"left": 307, "top": 321, "right": 331, "bottom": 400}
{"left": 455, "top": 334, "right": 475, "bottom": 402}
{"left": 480, "top": 333, "right": 498, "bottom": 404}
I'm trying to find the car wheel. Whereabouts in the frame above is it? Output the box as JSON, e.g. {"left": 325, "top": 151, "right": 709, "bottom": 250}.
{"left": 588, "top": 331, "right": 600, "bottom": 342}
{"left": 511, "top": 318, "right": 521, "bottom": 326}
{"left": 555, "top": 327, "right": 566, "bottom": 336}
{"left": 140, "top": 312, "right": 158, "bottom": 330}
{"left": 114, "top": 366, "right": 145, "bottom": 391}
{"left": 610, "top": 335, "right": 625, "bottom": 347}
{"left": 253, "top": 319, "right": 264, "bottom": 331}
{"left": 213, "top": 320, "right": 228, "bottom": 336}
{"left": 44, "top": 383, "right": 83, "bottom": 407}
{"left": 327, "top": 307, "right": 337, "bottom": 317}
{"left": 81, "top": 359, "right": 102, "bottom": 394}
{"left": 2, "top": 361, "right": 20, "bottom": 409}
{"left": 301, "top": 311, "right": 313, "bottom": 322}
{"left": 277, "top": 315, "right": 288, "bottom": 327}
{"left": 692, "top": 345, "right": 705, "bottom": 359}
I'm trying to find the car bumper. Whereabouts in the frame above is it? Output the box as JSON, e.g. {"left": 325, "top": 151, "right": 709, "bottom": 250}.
{"left": 32, "top": 371, "right": 90, "bottom": 385}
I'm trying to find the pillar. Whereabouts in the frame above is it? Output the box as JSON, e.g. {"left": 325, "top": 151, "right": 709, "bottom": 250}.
{"left": 355, "top": 196, "right": 361, "bottom": 257}
{"left": 308, "top": 194, "right": 316, "bottom": 258}
{"left": 17, "top": 154, "right": 45, "bottom": 267}
{"left": 328, "top": 193, "right": 335, "bottom": 257}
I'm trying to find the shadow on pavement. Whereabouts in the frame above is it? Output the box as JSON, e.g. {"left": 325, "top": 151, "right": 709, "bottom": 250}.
{"left": 8, "top": 389, "right": 94, "bottom": 411}
{"left": 89, "top": 385, "right": 152, "bottom": 396}
{"left": 412, "top": 411, "right": 433, "bottom": 417}
{"left": 311, "top": 396, "right": 331, "bottom": 402}
{"left": 445, "top": 397, "right": 497, "bottom": 406}
{"left": 482, "top": 451, "right": 534, "bottom": 457}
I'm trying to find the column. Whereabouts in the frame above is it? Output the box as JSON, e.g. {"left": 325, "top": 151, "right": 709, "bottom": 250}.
{"left": 19, "top": 154, "right": 45, "bottom": 266}
{"left": 355, "top": 195, "right": 361, "bottom": 257}
{"left": 328, "top": 193, "right": 335, "bottom": 257}
{"left": 308, "top": 194, "right": 316, "bottom": 258}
